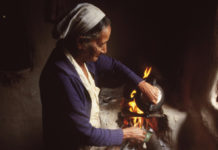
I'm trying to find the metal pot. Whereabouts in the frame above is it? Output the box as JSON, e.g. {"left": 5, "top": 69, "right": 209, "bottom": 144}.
{"left": 135, "top": 79, "right": 164, "bottom": 115}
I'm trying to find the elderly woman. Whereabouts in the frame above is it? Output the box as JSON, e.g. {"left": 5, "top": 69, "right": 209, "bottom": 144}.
{"left": 40, "top": 3, "right": 159, "bottom": 150}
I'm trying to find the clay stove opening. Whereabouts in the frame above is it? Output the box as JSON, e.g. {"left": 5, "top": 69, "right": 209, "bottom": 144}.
{"left": 99, "top": 67, "right": 172, "bottom": 150}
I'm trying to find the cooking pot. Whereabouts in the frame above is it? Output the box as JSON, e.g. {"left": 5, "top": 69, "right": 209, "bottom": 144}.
{"left": 135, "top": 79, "right": 164, "bottom": 115}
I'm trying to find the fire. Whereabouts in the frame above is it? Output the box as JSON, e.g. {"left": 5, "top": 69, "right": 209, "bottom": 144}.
{"left": 128, "top": 99, "right": 144, "bottom": 114}
{"left": 130, "top": 90, "right": 137, "bottom": 98}
{"left": 128, "top": 92, "right": 144, "bottom": 128}
{"left": 125, "top": 67, "right": 153, "bottom": 128}
{"left": 143, "top": 67, "right": 152, "bottom": 79}
{"left": 131, "top": 117, "right": 144, "bottom": 128}
{"left": 129, "top": 90, "right": 143, "bottom": 114}
{"left": 145, "top": 118, "right": 158, "bottom": 132}
{"left": 123, "top": 66, "right": 158, "bottom": 131}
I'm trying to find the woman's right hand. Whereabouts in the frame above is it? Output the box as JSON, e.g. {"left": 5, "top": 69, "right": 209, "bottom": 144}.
{"left": 122, "top": 127, "right": 146, "bottom": 142}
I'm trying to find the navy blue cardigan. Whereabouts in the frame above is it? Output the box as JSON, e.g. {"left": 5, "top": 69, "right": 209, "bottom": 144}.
{"left": 39, "top": 48, "right": 143, "bottom": 150}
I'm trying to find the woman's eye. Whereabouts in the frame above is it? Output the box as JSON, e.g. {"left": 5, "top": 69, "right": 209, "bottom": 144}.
{"left": 99, "top": 43, "right": 104, "bottom": 47}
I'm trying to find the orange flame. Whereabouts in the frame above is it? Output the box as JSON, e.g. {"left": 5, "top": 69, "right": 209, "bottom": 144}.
{"left": 123, "top": 119, "right": 129, "bottom": 126}
{"left": 143, "top": 67, "right": 152, "bottom": 79}
{"left": 124, "top": 67, "right": 158, "bottom": 130}
{"left": 128, "top": 99, "right": 144, "bottom": 114}
{"left": 130, "top": 90, "right": 137, "bottom": 99}
{"left": 145, "top": 118, "right": 158, "bottom": 132}
{"left": 130, "top": 117, "right": 144, "bottom": 128}
{"left": 128, "top": 89, "right": 145, "bottom": 128}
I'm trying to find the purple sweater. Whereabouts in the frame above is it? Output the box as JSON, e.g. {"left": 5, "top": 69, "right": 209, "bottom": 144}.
{"left": 39, "top": 49, "right": 143, "bottom": 150}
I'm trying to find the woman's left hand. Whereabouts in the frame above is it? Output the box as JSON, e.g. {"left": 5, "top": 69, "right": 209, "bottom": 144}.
{"left": 138, "top": 80, "right": 160, "bottom": 104}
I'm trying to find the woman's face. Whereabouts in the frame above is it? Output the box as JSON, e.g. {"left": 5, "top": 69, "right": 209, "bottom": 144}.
{"left": 79, "top": 25, "right": 111, "bottom": 62}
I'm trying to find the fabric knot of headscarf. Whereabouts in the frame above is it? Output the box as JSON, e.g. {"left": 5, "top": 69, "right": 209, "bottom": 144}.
{"left": 54, "top": 3, "right": 105, "bottom": 39}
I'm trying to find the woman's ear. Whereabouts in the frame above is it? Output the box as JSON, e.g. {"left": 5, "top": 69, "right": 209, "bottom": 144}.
{"left": 76, "top": 36, "right": 87, "bottom": 50}
{"left": 77, "top": 36, "right": 91, "bottom": 50}
{"left": 76, "top": 36, "right": 83, "bottom": 50}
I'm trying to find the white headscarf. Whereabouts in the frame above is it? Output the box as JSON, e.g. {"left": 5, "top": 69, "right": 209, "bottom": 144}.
{"left": 54, "top": 3, "right": 105, "bottom": 39}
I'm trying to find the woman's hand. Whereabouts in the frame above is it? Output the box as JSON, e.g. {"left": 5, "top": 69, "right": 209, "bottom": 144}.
{"left": 138, "top": 80, "right": 160, "bottom": 104}
{"left": 122, "top": 127, "right": 146, "bottom": 142}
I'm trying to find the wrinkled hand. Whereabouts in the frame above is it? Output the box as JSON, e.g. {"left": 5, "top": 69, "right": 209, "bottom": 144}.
{"left": 138, "top": 80, "right": 160, "bottom": 104}
{"left": 122, "top": 127, "right": 146, "bottom": 142}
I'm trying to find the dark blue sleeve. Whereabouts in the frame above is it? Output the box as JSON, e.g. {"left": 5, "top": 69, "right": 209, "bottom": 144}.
{"left": 54, "top": 72, "right": 123, "bottom": 146}
{"left": 95, "top": 54, "right": 143, "bottom": 86}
